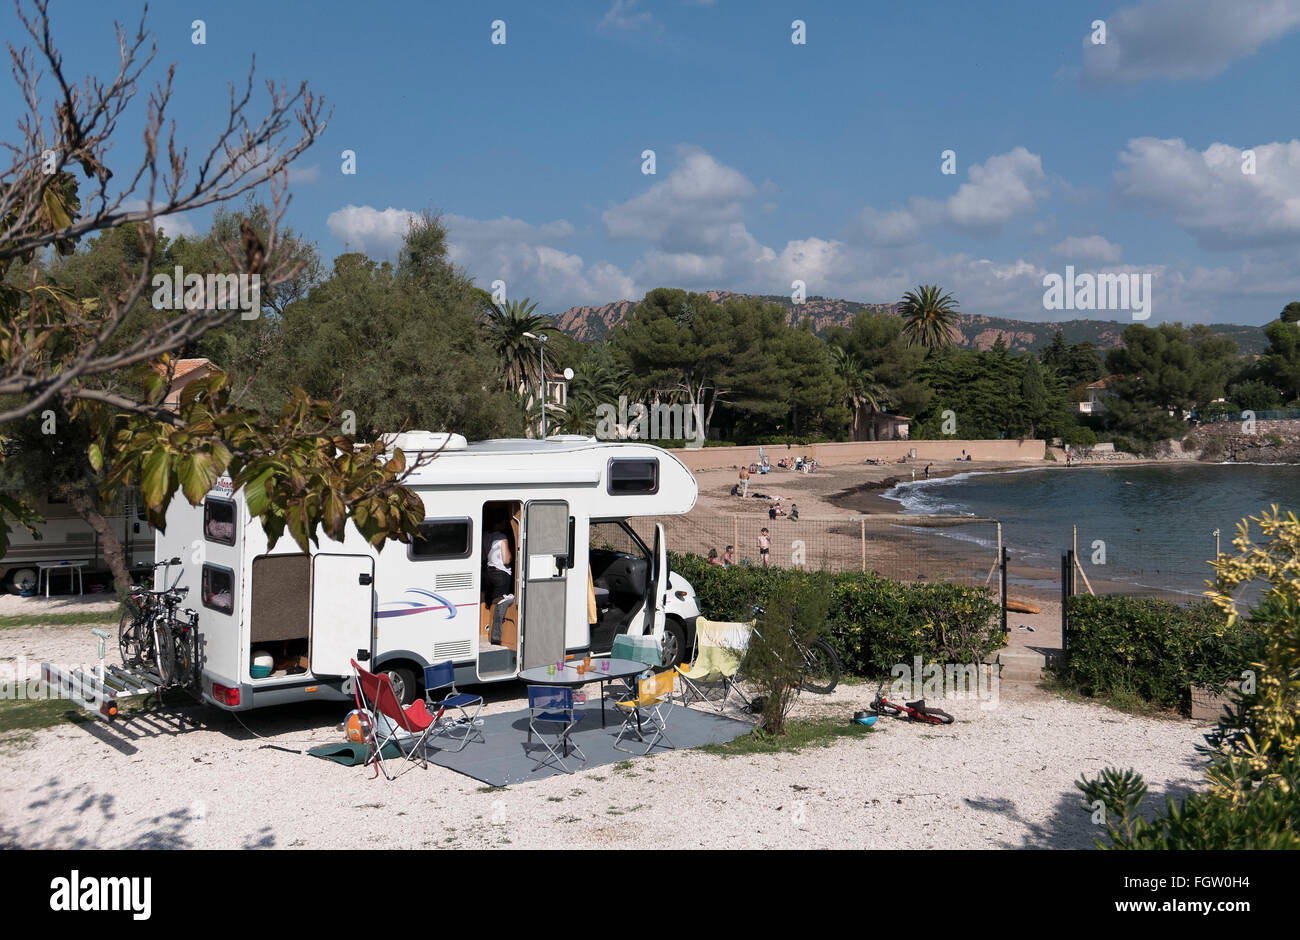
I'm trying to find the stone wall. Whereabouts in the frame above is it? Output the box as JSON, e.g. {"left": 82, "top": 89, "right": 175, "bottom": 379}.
{"left": 1189, "top": 419, "right": 1300, "bottom": 463}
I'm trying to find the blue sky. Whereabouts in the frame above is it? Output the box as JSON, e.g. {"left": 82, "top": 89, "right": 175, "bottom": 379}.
{"left": 12, "top": 0, "right": 1300, "bottom": 324}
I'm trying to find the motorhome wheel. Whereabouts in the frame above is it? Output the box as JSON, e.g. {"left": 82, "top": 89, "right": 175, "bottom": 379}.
{"left": 661, "top": 617, "right": 686, "bottom": 666}
{"left": 380, "top": 665, "right": 418, "bottom": 706}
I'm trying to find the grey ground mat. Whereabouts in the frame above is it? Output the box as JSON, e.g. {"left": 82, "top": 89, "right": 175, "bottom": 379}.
{"left": 419, "top": 702, "right": 755, "bottom": 785}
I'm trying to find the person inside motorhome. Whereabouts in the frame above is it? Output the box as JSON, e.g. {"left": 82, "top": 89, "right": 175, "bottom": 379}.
{"left": 482, "top": 510, "right": 513, "bottom": 607}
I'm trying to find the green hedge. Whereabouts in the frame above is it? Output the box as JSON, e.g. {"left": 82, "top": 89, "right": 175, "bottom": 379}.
{"left": 1059, "top": 594, "right": 1264, "bottom": 712}
{"left": 670, "top": 553, "right": 1005, "bottom": 674}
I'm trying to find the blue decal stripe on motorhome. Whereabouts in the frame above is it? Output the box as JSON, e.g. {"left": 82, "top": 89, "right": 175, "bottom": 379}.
{"left": 376, "top": 589, "right": 477, "bottom": 619}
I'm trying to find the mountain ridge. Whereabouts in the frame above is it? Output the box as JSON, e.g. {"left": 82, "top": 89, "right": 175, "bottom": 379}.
{"left": 554, "top": 290, "right": 1269, "bottom": 355}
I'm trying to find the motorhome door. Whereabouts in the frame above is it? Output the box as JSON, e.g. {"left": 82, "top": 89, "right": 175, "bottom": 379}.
{"left": 643, "top": 523, "right": 669, "bottom": 640}
{"left": 310, "top": 554, "right": 376, "bottom": 676}
{"left": 520, "top": 500, "right": 570, "bottom": 670}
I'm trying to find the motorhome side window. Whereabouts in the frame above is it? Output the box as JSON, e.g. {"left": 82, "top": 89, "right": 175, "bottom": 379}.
{"left": 410, "top": 518, "right": 473, "bottom": 560}
{"left": 202, "top": 564, "right": 234, "bottom": 614}
{"left": 204, "top": 498, "right": 236, "bottom": 545}
{"left": 607, "top": 458, "right": 659, "bottom": 495}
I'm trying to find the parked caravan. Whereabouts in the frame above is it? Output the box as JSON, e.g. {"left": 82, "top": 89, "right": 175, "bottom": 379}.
{"left": 1, "top": 490, "right": 155, "bottom": 593}
{"left": 153, "top": 433, "right": 702, "bottom": 710}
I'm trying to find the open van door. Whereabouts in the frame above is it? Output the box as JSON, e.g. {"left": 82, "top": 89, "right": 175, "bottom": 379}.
{"left": 310, "top": 554, "right": 375, "bottom": 676}
{"left": 643, "top": 523, "right": 669, "bottom": 641}
{"left": 520, "top": 501, "right": 571, "bottom": 670}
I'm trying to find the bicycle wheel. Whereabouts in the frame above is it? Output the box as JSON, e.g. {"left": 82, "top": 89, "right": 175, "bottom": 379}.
{"left": 920, "top": 708, "right": 955, "bottom": 725}
{"left": 177, "top": 626, "right": 198, "bottom": 686}
{"left": 874, "top": 699, "right": 902, "bottom": 716}
{"left": 153, "top": 617, "right": 176, "bottom": 686}
{"left": 798, "top": 638, "right": 841, "bottom": 694}
{"left": 119, "top": 602, "right": 154, "bottom": 667}
{"left": 117, "top": 603, "right": 140, "bottom": 666}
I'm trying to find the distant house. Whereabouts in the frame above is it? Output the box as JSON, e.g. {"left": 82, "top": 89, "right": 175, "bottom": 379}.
{"left": 1075, "top": 375, "right": 1119, "bottom": 415}
{"left": 865, "top": 412, "right": 911, "bottom": 441}
{"left": 159, "top": 358, "right": 215, "bottom": 411}
{"left": 522, "top": 371, "right": 570, "bottom": 437}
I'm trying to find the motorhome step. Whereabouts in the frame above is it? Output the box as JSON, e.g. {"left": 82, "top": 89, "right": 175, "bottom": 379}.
{"left": 479, "top": 648, "right": 516, "bottom": 674}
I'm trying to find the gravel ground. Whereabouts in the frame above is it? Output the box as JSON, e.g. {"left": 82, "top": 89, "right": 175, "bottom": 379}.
{"left": 0, "top": 623, "right": 1212, "bottom": 849}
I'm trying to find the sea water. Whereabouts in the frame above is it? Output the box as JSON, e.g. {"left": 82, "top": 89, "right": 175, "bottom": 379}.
{"left": 884, "top": 463, "right": 1299, "bottom": 598}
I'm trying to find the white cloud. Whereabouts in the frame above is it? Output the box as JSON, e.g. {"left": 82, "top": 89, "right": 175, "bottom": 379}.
{"left": 1053, "top": 235, "right": 1123, "bottom": 263}
{"left": 1082, "top": 0, "right": 1300, "bottom": 85}
{"left": 325, "top": 204, "right": 419, "bottom": 257}
{"left": 946, "top": 147, "right": 1048, "bottom": 231}
{"left": 603, "top": 147, "right": 756, "bottom": 249}
{"left": 121, "top": 199, "right": 199, "bottom": 238}
{"left": 442, "top": 214, "right": 636, "bottom": 307}
{"left": 1114, "top": 138, "right": 1300, "bottom": 248}
{"left": 854, "top": 148, "right": 1048, "bottom": 243}
{"left": 600, "top": 0, "right": 656, "bottom": 31}
{"left": 288, "top": 164, "right": 321, "bottom": 184}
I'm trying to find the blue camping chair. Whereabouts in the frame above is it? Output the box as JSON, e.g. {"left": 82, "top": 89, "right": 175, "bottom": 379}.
{"left": 526, "top": 686, "right": 586, "bottom": 774}
{"left": 423, "top": 661, "right": 485, "bottom": 752}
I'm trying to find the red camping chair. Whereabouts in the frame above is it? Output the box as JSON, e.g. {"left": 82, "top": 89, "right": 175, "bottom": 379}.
{"left": 351, "top": 659, "right": 442, "bottom": 779}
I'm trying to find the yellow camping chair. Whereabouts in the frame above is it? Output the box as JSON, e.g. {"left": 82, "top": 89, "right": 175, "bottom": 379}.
{"left": 612, "top": 669, "right": 676, "bottom": 755}
{"left": 675, "top": 616, "right": 752, "bottom": 712}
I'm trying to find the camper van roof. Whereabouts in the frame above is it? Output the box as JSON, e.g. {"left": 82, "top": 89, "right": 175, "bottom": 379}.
{"left": 391, "top": 438, "right": 696, "bottom": 509}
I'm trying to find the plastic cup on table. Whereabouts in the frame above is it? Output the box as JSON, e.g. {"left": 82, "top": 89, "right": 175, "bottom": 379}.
{"left": 547, "top": 663, "right": 555, "bottom": 676}
{"left": 602, "top": 660, "right": 609, "bottom": 673}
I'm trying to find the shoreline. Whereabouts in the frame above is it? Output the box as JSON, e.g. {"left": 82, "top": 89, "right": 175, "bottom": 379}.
{"left": 647, "top": 454, "right": 1230, "bottom": 607}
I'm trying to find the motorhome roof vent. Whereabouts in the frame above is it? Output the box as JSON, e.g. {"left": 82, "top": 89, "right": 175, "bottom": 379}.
{"left": 381, "top": 431, "right": 468, "bottom": 453}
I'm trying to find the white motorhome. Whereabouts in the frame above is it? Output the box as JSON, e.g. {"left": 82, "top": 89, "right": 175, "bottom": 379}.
{"left": 154, "top": 433, "right": 702, "bottom": 711}
{"left": 1, "top": 490, "right": 155, "bottom": 593}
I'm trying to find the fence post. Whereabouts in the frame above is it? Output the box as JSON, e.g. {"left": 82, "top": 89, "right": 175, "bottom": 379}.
{"left": 860, "top": 518, "right": 867, "bottom": 574}
{"left": 1060, "top": 552, "right": 1070, "bottom": 654}
{"left": 732, "top": 515, "right": 738, "bottom": 559}
{"left": 1000, "top": 545, "right": 1008, "bottom": 635}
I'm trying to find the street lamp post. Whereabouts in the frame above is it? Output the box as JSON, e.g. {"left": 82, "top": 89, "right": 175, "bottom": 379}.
{"left": 523, "top": 331, "right": 549, "bottom": 438}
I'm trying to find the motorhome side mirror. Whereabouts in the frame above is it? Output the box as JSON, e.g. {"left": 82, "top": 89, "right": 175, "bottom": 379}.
{"left": 356, "top": 650, "right": 370, "bottom": 662}
{"left": 169, "top": 557, "right": 181, "bottom": 565}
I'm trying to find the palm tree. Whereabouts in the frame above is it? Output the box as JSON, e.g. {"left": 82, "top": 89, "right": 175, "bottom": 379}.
{"left": 829, "top": 344, "right": 888, "bottom": 440}
{"left": 899, "top": 284, "right": 961, "bottom": 350}
{"left": 481, "top": 297, "right": 553, "bottom": 394}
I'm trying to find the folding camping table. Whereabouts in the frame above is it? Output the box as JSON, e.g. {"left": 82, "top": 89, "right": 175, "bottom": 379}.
{"left": 519, "top": 658, "right": 647, "bottom": 728}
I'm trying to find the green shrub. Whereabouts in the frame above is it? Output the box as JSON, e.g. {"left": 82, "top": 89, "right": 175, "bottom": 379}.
{"left": 1058, "top": 594, "right": 1263, "bottom": 712}
{"left": 1077, "top": 507, "right": 1300, "bottom": 848}
{"left": 743, "top": 579, "right": 831, "bottom": 734}
{"left": 670, "top": 553, "right": 1005, "bottom": 674}
{"left": 1062, "top": 425, "right": 1097, "bottom": 449}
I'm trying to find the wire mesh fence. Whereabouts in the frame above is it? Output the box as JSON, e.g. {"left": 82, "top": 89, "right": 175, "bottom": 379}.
{"left": 635, "top": 513, "right": 1004, "bottom": 590}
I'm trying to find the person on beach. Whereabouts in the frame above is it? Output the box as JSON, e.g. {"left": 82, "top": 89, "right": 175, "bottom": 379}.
{"left": 708, "top": 547, "right": 725, "bottom": 567}
{"left": 790, "top": 503, "right": 799, "bottom": 521}
{"left": 722, "top": 545, "right": 735, "bottom": 567}
{"left": 757, "top": 527, "right": 771, "bottom": 567}
{"left": 924, "top": 463, "right": 931, "bottom": 479}
{"left": 739, "top": 464, "right": 750, "bottom": 497}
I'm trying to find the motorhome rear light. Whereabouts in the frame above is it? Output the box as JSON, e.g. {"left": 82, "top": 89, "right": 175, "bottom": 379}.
{"left": 100, "top": 699, "right": 118, "bottom": 719}
{"left": 305, "top": 686, "right": 318, "bottom": 693}
{"left": 212, "top": 683, "right": 240, "bottom": 707}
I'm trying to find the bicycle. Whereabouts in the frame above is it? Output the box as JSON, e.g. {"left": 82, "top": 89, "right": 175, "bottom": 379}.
{"left": 869, "top": 683, "right": 954, "bottom": 724}
{"left": 118, "top": 557, "right": 181, "bottom": 668}
{"left": 118, "top": 557, "right": 200, "bottom": 688}
{"left": 751, "top": 605, "right": 841, "bottom": 694}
